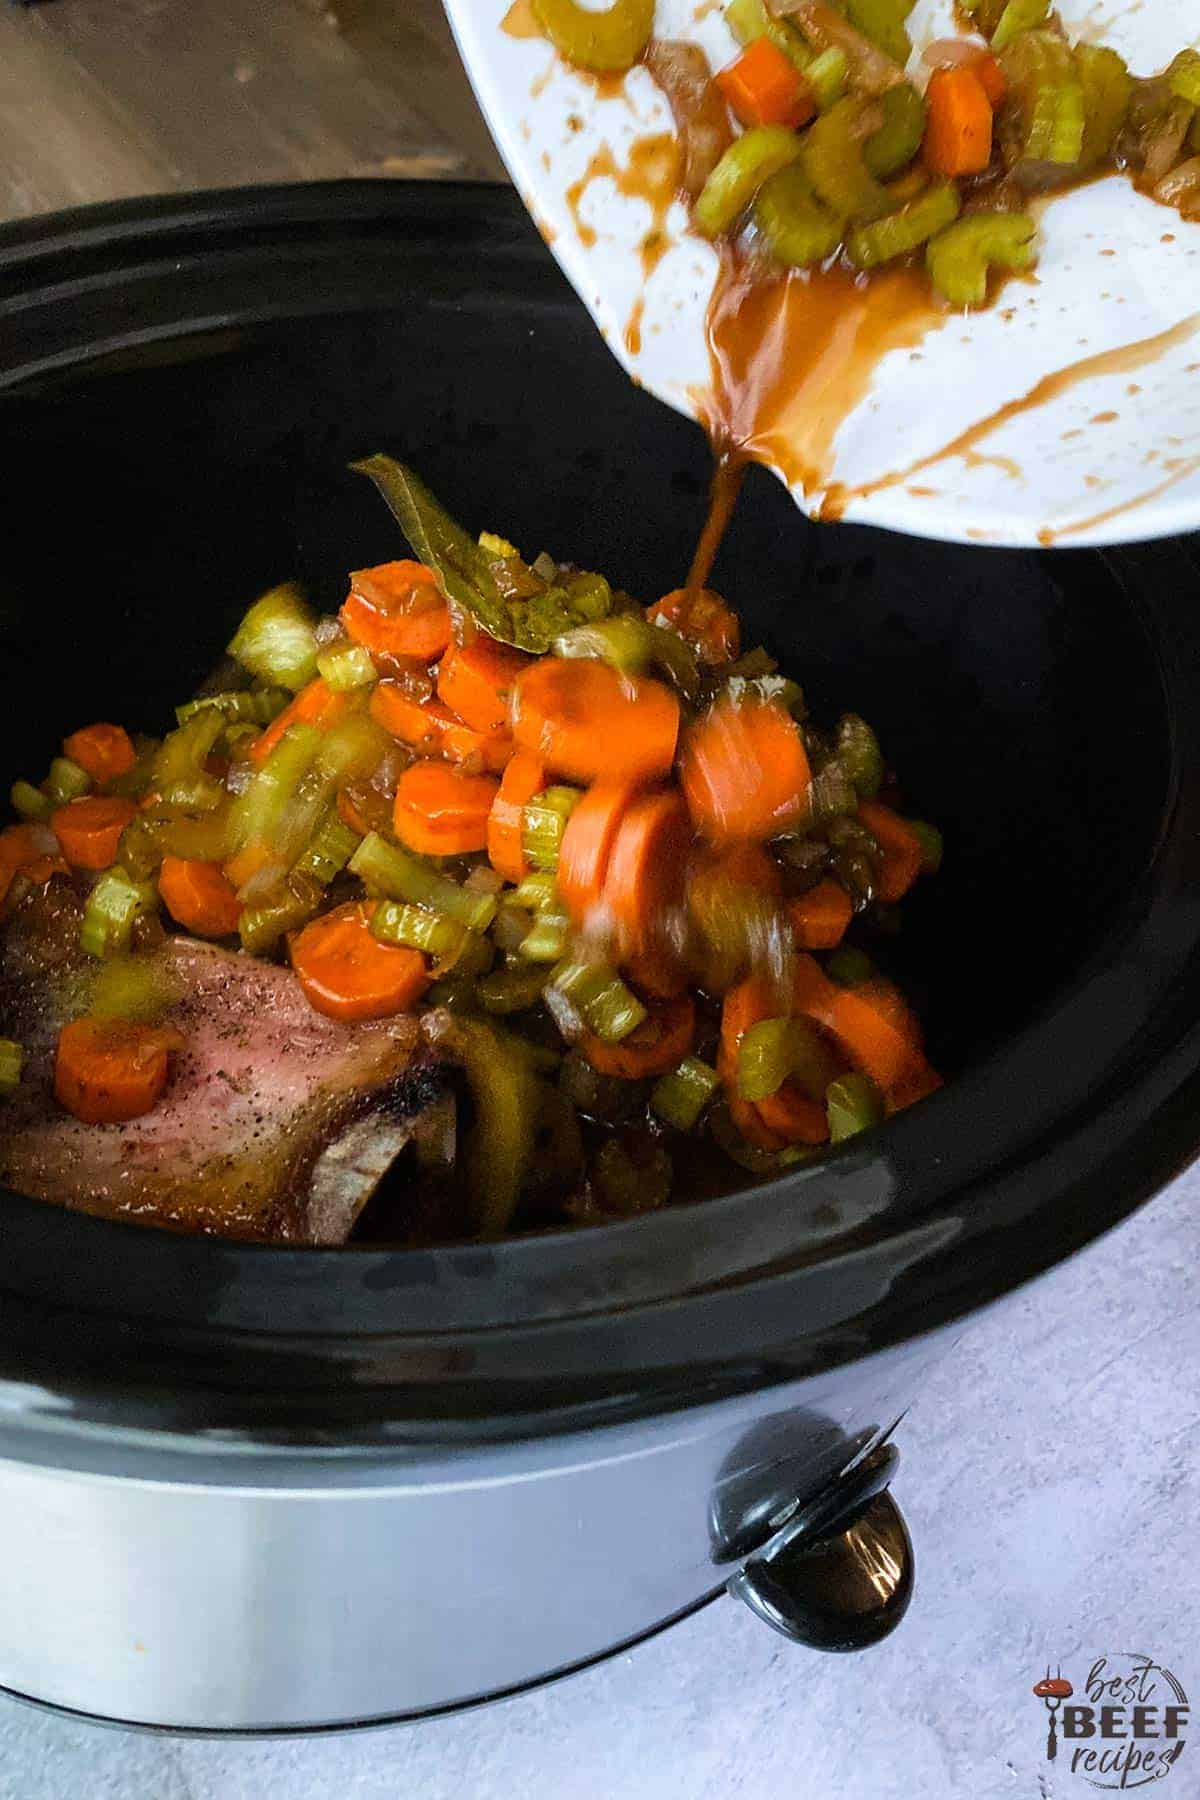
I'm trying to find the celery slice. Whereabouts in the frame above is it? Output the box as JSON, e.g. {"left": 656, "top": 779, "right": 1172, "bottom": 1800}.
{"left": 348, "top": 832, "right": 499, "bottom": 932}
{"left": 650, "top": 1055, "right": 719, "bottom": 1130}
{"left": 227, "top": 583, "right": 319, "bottom": 693}
{"left": 927, "top": 211, "right": 1038, "bottom": 306}
{"left": 80, "top": 868, "right": 158, "bottom": 959}
{"left": 693, "top": 125, "right": 806, "bottom": 237}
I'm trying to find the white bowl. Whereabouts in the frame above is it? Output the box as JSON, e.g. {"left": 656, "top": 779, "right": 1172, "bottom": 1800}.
{"left": 445, "top": 0, "right": 1200, "bottom": 547}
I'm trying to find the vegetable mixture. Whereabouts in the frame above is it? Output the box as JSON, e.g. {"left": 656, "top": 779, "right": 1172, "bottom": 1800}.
{"left": 0, "top": 459, "right": 941, "bottom": 1237}
{"left": 532, "top": 0, "right": 1200, "bottom": 306}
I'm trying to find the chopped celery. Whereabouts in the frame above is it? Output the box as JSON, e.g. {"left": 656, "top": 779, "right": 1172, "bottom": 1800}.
{"left": 909, "top": 818, "right": 944, "bottom": 874}
{"left": 153, "top": 710, "right": 226, "bottom": 812}
{"left": 1169, "top": 51, "right": 1200, "bottom": 108}
{"left": 0, "top": 1039, "right": 22, "bottom": 1096}
{"left": 737, "top": 1015, "right": 841, "bottom": 1102}
{"left": 863, "top": 83, "right": 926, "bottom": 178}
{"left": 1077, "top": 44, "right": 1132, "bottom": 169}
{"left": 1000, "top": 33, "right": 1084, "bottom": 170}
{"left": 348, "top": 832, "right": 499, "bottom": 932}
{"left": 843, "top": 0, "right": 912, "bottom": 68}
{"left": 826, "top": 946, "right": 875, "bottom": 986}
{"left": 989, "top": 0, "right": 1049, "bottom": 52}
{"left": 227, "top": 582, "right": 319, "bottom": 693}
{"left": 238, "top": 874, "right": 322, "bottom": 955}
{"left": 847, "top": 181, "right": 960, "bottom": 268}
{"left": 808, "top": 46, "right": 849, "bottom": 109}
{"left": 370, "top": 900, "right": 471, "bottom": 961}
{"left": 510, "top": 871, "right": 561, "bottom": 913}
{"left": 801, "top": 97, "right": 891, "bottom": 221}
{"left": 531, "top": 0, "right": 654, "bottom": 73}
{"left": 228, "top": 722, "right": 322, "bottom": 852}
{"left": 826, "top": 1072, "right": 884, "bottom": 1142}
{"left": 118, "top": 814, "right": 167, "bottom": 881}
{"left": 551, "top": 960, "right": 646, "bottom": 1043}
{"left": 754, "top": 165, "right": 843, "bottom": 266}
{"left": 10, "top": 780, "right": 51, "bottom": 821}
{"left": 44, "top": 757, "right": 91, "bottom": 806}
{"left": 294, "top": 810, "right": 360, "bottom": 886}
{"left": 478, "top": 963, "right": 550, "bottom": 1014}
{"left": 523, "top": 786, "right": 582, "bottom": 872}
{"left": 927, "top": 211, "right": 1038, "bottom": 306}
{"left": 315, "top": 641, "right": 378, "bottom": 692}
{"left": 176, "top": 688, "right": 290, "bottom": 729}
{"left": 88, "top": 956, "right": 178, "bottom": 1023}
{"left": 726, "top": 0, "right": 811, "bottom": 67}
{"left": 518, "top": 912, "right": 570, "bottom": 963}
{"left": 554, "top": 613, "right": 650, "bottom": 673}
{"left": 693, "top": 125, "right": 806, "bottom": 238}
{"left": 80, "top": 868, "right": 158, "bottom": 959}
{"left": 835, "top": 714, "right": 883, "bottom": 798}
{"left": 479, "top": 529, "right": 521, "bottom": 559}
{"left": 651, "top": 1055, "right": 720, "bottom": 1130}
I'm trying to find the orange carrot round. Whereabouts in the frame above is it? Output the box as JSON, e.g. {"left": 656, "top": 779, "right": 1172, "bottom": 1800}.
{"left": 787, "top": 878, "right": 853, "bottom": 949}
{"left": 622, "top": 946, "right": 689, "bottom": 1000}
{"left": 158, "top": 855, "right": 242, "bottom": 938}
{"left": 62, "top": 722, "right": 136, "bottom": 785}
{"left": 581, "top": 994, "right": 695, "bottom": 1080}
{"left": 486, "top": 749, "right": 547, "bottom": 884}
{"left": 604, "top": 789, "right": 691, "bottom": 957}
{"left": 370, "top": 683, "right": 512, "bottom": 773}
{"left": 719, "top": 973, "right": 788, "bottom": 1151}
{"left": 557, "top": 778, "right": 639, "bottom": 923}
{"left": 392, "top": 761, "right": 499, "bottom": 857}
{"left": 790, "top": 952, "right": 919, "bottom": 1094}
{"left": 54, "top": 1017, "right": 177, "bottom": 1124}
{"left": 681, "top": 695, "right": 810, "bottom": 844}
{"left": 51, "top": 795, "right": 136, "bottom": 871}
{"left": 436, "top": 635, "right": 529, "bottom": 735}
{"left": 291, "top": 901, "right": 430, "bottom": 1022}
{"left": 647, "top": 587, "right": 740, "bottom": 666}
{"left": 248, "top": 678, "right": 351, "bottom": 767}
{"left": 341, "top": 561, "right": 450, "bottom": 662}
{"left": 858, "top": 799, "right": 924, "bottom": 903}
{"left": 923, "top": 67, "right": 993, "bottom": 177}
{"left": 756, "top": 1079, "right": 830, "bottom": 1145}
{"left": 511, "top": 658, "right": 680, "bottom": 784}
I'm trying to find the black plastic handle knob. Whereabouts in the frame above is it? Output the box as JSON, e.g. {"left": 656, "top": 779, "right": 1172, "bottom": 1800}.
{"left": 728, "top": 1443, "right": 914, "bottom": 1652}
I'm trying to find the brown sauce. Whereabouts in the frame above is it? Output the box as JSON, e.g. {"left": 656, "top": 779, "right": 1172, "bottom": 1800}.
{"left": 565, "top": 132, "right": 683, "bottom": 263}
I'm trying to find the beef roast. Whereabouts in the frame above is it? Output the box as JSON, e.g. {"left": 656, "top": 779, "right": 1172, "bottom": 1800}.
{"left": 0, "top": 883, "right": 455, "bottom": 1244}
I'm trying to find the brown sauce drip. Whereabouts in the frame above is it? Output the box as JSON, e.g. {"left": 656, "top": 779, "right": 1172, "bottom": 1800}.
{"left": 565, "top": 132, "right": 683, "bottom": 261}
{"left": 697, "top": 251, "right": 946, "bottom": 505}
{"left": 624, "top": 295, "right": 646, "bottom": 356}
{"left": 817, "top": 309, "right": 1200, "bottom": 521}
{"left": 1038, "top": 453, "right": 1200, "bottom": 545}
{"left": 687, "top": 447, "right": 746, "bottom": 595}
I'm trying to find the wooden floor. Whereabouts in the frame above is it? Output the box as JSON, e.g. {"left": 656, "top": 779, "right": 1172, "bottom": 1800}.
{"left": 0, "top": 0, "right": 506, "bottom": 222}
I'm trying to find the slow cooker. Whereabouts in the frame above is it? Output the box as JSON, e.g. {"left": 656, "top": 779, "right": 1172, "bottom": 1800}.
{"left": 0, "top": 181, "right": 1198, "bottom": 1732}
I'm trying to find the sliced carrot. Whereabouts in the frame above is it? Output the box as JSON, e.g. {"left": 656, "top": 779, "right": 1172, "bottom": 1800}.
{"left": 54, "top": 1016, "right": 178, "bottom": 1125}
{"left": 719, "top": 973, "right": 788, "bottom": 1151}
{"left": 756, "top": 1080, "right": 829, "bottom": 1145}
{"left": 681, "top": 694, "right": 810, "bottom": 844}
{"left": 858, "top": 799, "right": 924, "bottom": 903}
{"left": 580, "top": 994, "right": 695, "bottom": 1080}
{"left": 0, "top": 824, "right": 68, "bottom": 906}
{"left": 511, "top": 658, "right": 680, "bottom": 785}
{"left": 370, "top": 682, "right": 512, "bottom": 773}
{"left": 603, "top": 789, "right": 692, "bottom": 958}
{"left": 341, "top": 560, "right": 450, "bottom": 662}
{"left": 790, "top": 953, "right": 919, "bottom": 1094}
{"left": 51, "top": 795, "right": 136, "bottom": 871}
{"left": 702, "top": 840, "right": 783, "bottom": 898}
{"left": 158, "top": 855, "right": 242, "bottom": 938}
{"left": 787, "top": 878, "right": 853, "bottom": 950}
{"left": 969, "top": 51, "right": 1006, "bottom": 107}
{"left": 923, "top": 67, "right": 993, "bottom": 178}
{"left": 716, "top": 38, "right": 816, "bottom": 130}
{"left": 62, "top": 722, "right": 136, "bottom": 786}
{"left": 486, "top": 749, "right": 547, "bottom": 884}
{"left": 436, "top": 635, "right": 529, "bottom": 735}
{"left": 647, "top": 588, "right": 741, "bottom": 667}
{"left": 291, "top": 901, "right": 430, "bottom": 1022}
{"left": 557, "top": 778, "right": 640, "bottom": 923}
{"left": 248, "top": 678, "right": 351, "bottom": 767}
{"left": 392, "top": 760, "right": 499, "bottom": 857}
{"left": 888, "top": 1055, "right": 943, "bottom": 1113}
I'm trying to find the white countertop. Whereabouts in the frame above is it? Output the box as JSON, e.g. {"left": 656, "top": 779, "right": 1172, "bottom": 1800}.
{"left": 0, "top": 1162, "right": 1195, "bottom": 1800}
